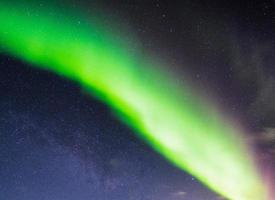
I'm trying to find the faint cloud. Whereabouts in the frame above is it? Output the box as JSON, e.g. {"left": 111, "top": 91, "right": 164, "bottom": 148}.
{"left": 172, "top": 191, "right": 186, "bottom": 198}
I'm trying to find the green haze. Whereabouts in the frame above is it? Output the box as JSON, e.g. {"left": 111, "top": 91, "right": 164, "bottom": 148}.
{"left": 0, "top": 1, "right": 268, "bottom": 199}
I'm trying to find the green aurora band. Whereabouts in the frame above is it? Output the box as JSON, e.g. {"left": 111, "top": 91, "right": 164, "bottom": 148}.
{"left": 0, "top": 1, "right": 269, "bottom": 199}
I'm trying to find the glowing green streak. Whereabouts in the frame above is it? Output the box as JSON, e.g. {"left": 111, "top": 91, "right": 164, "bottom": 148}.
{"left": 0, "top": 2, "right": 268, "bottom": 199}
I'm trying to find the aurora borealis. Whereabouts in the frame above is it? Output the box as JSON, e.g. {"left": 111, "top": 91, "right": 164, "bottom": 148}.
{"left": 0, "top": 1, "right": 270, "bottom": 199}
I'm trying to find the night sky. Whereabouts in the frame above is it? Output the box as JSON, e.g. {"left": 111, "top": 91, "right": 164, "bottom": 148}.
{"left": 1, "top": 0, "right": 275, "bottom": 200}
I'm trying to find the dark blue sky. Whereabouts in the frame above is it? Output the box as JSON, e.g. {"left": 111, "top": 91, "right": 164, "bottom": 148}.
{"left": 0, "top": 57, "right": 218, "bottom": 200}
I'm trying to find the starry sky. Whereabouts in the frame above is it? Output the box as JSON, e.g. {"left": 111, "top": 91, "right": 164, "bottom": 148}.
{"left": 0, "top": 0, "right": 275, "bottom": 200}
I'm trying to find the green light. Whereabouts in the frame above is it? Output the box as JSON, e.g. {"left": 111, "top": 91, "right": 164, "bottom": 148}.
{"left": 0, "top": 1, "right": 268, "bottom": 199}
